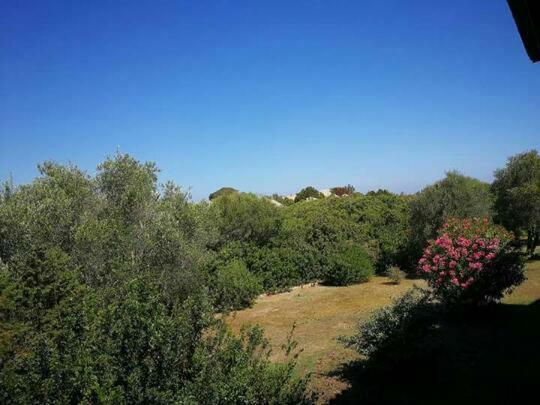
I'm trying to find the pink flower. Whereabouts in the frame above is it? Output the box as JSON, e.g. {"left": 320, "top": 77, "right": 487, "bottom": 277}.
{"left": 469, "top": 262, "right": 483, "bottom": 271}
{"left": 449, "top": 260, "right": 457, "bottom": 269}
{"left": 422, "top": 264, "right": 431, "bottom": 273}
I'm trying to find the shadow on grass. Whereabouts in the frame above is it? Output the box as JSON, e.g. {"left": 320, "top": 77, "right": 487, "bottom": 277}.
{"left": 329, "top": 299, "right": 540, "bottom": 404}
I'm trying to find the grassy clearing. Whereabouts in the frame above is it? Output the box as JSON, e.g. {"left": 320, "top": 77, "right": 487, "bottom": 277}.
{"left": 227, "top": 259, "right": 540, "bottom": 403}
{"left": 226, "top": 276, "right": 426, "bottom": 402}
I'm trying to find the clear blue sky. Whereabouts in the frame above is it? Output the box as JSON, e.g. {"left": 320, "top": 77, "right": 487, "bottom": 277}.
{"left": 1, "top": 0, "right": 538, "bottom": 200}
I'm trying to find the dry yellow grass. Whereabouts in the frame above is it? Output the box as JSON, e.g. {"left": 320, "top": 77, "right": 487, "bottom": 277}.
{"left": 225, "top": 276, "right": 425, "bottom": 401}
{"left": 226, "top": 259, "right": 540, "bottom": 402}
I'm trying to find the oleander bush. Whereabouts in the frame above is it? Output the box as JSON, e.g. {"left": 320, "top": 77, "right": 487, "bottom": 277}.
{"left": 418, "top": 218, "right": 525, "bottom": 305}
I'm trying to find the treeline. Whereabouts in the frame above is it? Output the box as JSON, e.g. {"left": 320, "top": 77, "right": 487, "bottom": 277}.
{"left": 0, "top": 149, "right": 538, "bottom": 402}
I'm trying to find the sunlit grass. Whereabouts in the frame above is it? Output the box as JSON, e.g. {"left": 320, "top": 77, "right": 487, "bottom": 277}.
{"left": 227, "top": 258, "right": 540, "bottom": 402}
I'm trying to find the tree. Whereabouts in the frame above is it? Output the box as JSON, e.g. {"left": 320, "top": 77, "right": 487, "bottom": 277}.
{"left": 409, "top": 171, "right": 493, "bottom": 262}
{"left": 213, "top": 192, "right": 283, "bottom": 246}
{"left": 209, "top": 187, "right": 238, "bottom": 200}
{"left": 294, "top": 186, "right": 323, "bottom": 202}
{"left": 331, "top": 185, "right": 355, "bottom": 196}
{"left": 492, "top": 150, "right": 540, "bottom": 255}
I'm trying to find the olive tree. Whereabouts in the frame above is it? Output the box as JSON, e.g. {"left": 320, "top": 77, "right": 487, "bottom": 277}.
{"left": 492, "top": 150, "right": 540, "bottom": 255}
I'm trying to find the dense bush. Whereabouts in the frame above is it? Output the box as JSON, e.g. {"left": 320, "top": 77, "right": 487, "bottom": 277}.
{"left": 213, "top": 192, "right": 283, "bottom": 246}
{"left": 213, "top": 260, "right": 262, "bottom": 310}
{"left": 324, "top": 245, "right": 374, "bottom": 286}
{"left": 294, "top": 186, "right": 323, "bottom": 202}
{"left": 331, "top": 184, "right": 355, "bottom": 196}
{"left": 282, "top": 193, "right": 410, "bottom": 273}
{"left": 418, "top": 218, "right": 525, "bottom": 305}
{"left": 342, "top": 287, "right": 436, "bottom": 362}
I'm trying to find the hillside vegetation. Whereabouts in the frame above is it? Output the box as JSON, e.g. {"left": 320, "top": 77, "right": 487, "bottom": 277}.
{"left": 1, "top": 149, "right": 539, "bottom": 403}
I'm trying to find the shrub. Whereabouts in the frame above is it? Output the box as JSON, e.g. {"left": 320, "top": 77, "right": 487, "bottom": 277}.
{"left": 294, "top": 186, "right": 323, "bottom": 202}
{"left": 213, "top": 260, "right": 262, "bottom": 310}
{"left": 386, "top": 265, "right": 405, "bottom": 284}
{"left": 342, "top": 287, "right": 435, "bottom": 362}
{"left": 418, "top": 218, "right": 525, "bottom": 305}
{"left": 324, "top": 245, "right": 374, "bottom": 286}
{"left": 330, "top": 185, "right": 355, "bottom": 196}
{"left": 0, "top": 272, "right": 310, "bottom": 403}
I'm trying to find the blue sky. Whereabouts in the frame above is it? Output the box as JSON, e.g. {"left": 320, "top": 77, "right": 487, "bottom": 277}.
{"left": 1, "top": 0, "right": 538, "bottom": 200}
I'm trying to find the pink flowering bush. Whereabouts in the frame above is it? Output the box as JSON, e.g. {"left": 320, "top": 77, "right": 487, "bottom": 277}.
{"left": 418, "top": 218, "right": 525, "bottom": 305}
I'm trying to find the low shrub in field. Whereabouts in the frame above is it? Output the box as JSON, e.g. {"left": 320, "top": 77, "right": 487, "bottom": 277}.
{"left": 213, "top": 260, "right": 262, "bottom": 310}
{"left": 418, "top": 218, "right": 525, "bottom": 305}
{"left": 342, "top": 287, "right": 436, "bottom": 362}
{"left": 386, "top": 265, "right": 405, "bottom": 284}
{"left": 324, "top": 245, "right": 374, "bottom": 286}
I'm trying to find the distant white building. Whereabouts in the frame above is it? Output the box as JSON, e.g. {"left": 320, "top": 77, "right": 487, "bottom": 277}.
{"left": 320, "top": 188, "right": 333, "bottom": 197}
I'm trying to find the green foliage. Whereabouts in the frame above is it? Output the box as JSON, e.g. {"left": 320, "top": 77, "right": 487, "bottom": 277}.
{"left": 283, "top": 193, "right": 410, "bottom": 273}
{"left": 294, "top": 186, "right": 323, "bottom": 202}
{"left": 213, "top": 192, "right": 283, "bottom": 246}
{"left": 342, "top": 288, "right": 435, "bottom": 362}
{"left": 0, "top": 155, "right": 311, "bottom": 404}
{"left": 330, "top": 185, "right": 355, "bottom": 196}
{"left": 386, "top": 265, "right": 404, "bottom": 284}
{"left": 492, "top": 150, "right": 540, "bottom": 255}
{"left": 213, "top": 260, "right": 262, "bottom": 311}
{"left": 208, "top": 187, "right": 238, "bottom": 200}
{"left": 324, "top": 245, "right": 374, "bottom": 286}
